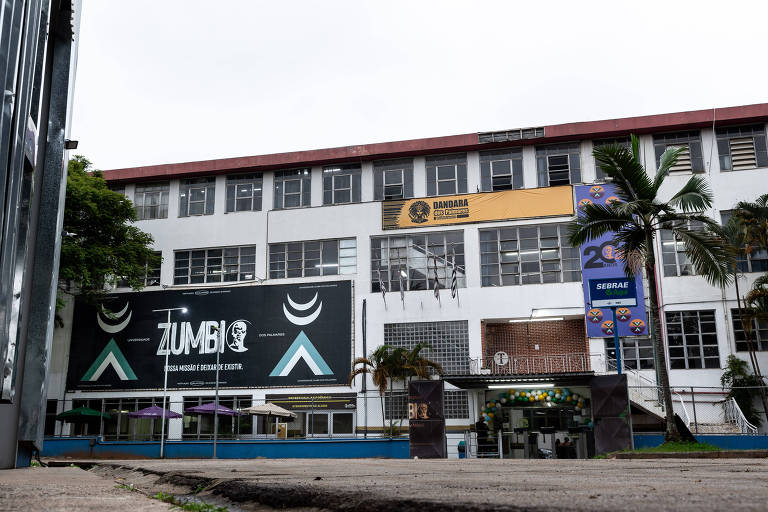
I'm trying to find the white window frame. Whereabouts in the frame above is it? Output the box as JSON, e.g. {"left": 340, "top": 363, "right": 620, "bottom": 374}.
{"left": 383, "top": 168, "right": 405, "bottom": 200}
{"left": 436, "top": 164, "right": 458, "bottom": 195}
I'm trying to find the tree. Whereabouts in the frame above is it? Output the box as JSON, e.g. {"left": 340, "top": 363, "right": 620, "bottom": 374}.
{"left": 722, "top": 210, "right": 768, "bottom": 423}
{"left": 58, "top": 156, "right": 159, "bottom": 318}
{"left": 403, "top": 343, "right": 444, "bottom": 382}
{"left": 349, "top": 345, "right": 393, "bottom": 436}
{"left": 569, "top": 135, "right": 731, "bottom": 441}
{"left": 721, "top": 355, "right": 762, "bottom": 427}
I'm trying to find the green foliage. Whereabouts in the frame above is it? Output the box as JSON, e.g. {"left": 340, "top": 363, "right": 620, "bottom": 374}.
{"left": 59, "top": 156, "right": 159, "bottom": 315}
{"left": 721, "top": 355, "right": 762, "bottom": 426}
{"left": 152, "top": 491, "right": 228, "bottom": 512}
{"left": 629, "top": 441, "right": 720, "bottom": 453}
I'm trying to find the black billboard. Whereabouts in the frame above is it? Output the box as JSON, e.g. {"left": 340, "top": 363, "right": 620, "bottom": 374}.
{"left": 408, "top": 380, "right": 446, "bottom": 458}
{"left": 66, "top": 281, "right": 352, "bottom": 391}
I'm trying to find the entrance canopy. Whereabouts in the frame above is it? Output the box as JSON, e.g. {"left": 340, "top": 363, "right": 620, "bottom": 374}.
{"left": 444, "top": 372, "right": 594, "bottom": 390}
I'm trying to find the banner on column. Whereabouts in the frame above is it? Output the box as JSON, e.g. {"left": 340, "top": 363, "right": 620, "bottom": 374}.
{"left": 408, "top": 380, "right": 446, "bottom": 458}
{"left": 574, "top": 184, "right": 647, "bottom": 338}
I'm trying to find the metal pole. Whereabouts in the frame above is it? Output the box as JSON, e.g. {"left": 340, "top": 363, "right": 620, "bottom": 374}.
{"left": 690, "top": 386, "right": 698, "bottom": 434}
{"left": 611, "top": 307, "right": 622, "bottom": 375}
{"left": 362, "top": 299, "right": 367, "bottom": 439}
{"left": 498, "top": 430, "right": 503, "bottom": 459}
{"left": 213, "top": 328, "right": 221, "bottom": 458}
{"left": 160, "top": 309, "right": 170, "bottom": 459}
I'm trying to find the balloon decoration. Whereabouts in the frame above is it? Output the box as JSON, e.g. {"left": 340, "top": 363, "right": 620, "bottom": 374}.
{"left": 479, "top": 388, "right": 590, "bottom": 424}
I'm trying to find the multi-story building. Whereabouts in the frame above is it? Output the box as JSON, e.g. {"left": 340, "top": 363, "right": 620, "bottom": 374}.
{"left": 48, "top": 104, "right": 768, "bottom": 457}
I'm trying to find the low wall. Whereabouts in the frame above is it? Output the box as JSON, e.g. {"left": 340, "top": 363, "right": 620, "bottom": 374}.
{"left": 634, "top": 434, "right": 768, "bottom": 450}
{"left": 41, "top": 437, "right": 410, "bottom": 460}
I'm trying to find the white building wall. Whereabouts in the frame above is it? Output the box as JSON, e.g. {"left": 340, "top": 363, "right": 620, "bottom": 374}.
{"left": 47, "top": 119, "right": 768, "bottom": 442}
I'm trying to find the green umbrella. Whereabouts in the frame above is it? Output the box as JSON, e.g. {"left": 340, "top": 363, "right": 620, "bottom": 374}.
{"left": 56, "top": 406, "right": 111, "bottom": 422}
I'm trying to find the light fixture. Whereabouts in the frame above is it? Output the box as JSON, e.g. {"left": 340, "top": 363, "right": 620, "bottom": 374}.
{"left": 181, "top": 307, "right": 188, "bottom": 314}
{"left": 508, "top": 317, "right": 563, "bottom": 323}
{"left": 488, "top": 383, "right": 555, "bottom": 389}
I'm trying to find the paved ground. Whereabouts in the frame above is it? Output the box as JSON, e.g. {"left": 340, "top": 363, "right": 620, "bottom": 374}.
{"left": 2, "top": 458, "right": 767, "bottom": 511}
{"left": 0, "top": 466, "right": 170, "bottom": 512}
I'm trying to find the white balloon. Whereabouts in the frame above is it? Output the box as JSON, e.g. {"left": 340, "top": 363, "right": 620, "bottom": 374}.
{"left": 546, "top": 396, "right": 551, "bottom": 402}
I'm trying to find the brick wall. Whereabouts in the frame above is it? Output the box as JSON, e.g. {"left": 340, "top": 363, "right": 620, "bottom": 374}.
{"left": 483, "top": 319, "right": 587, "bottom": 360}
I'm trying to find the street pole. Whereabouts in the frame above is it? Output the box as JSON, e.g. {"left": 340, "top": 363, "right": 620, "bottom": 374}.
{"left": 160, "top": 309, "right": 170, "bottom": 458}
{"left": 611, "top": 306, "right": 622, "bottom": 375}
{"left": 153, "top": 307, "right": 187, "bottom": 459}
{"left": 213, "top": 327, "right": 220, "bottom": 459}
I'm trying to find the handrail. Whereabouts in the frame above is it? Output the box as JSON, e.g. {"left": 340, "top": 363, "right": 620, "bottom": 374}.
{"left": 673, "top": 391, "right": 691, "bottom": 428}
{"left": 468, "top": 352, "right": 591, "bottom": 375}
{"left": 724, "top": 397, "right": 759, "bottom": 435}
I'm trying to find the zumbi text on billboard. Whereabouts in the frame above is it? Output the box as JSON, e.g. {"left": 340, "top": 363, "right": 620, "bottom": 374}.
{"left": 66, "top": 281, "right": 352, "bottom": 391}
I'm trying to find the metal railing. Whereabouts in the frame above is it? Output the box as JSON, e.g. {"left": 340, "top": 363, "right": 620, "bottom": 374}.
{"left": 724, "top": 397, "right": 759, "bottom": 435}
{"left": 674, "top": 391, "right": 691, "bottom": 428}
{"left": 469, "top": 352, "right": 591, "bottom": 375}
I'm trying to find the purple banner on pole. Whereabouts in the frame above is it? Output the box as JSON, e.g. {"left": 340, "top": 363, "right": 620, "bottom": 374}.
{"left": 574, "top": 184, "right": 647, "bottom": 338}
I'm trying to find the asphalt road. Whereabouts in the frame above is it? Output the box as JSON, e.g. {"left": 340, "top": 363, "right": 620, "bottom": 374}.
{"left": 87, "top": 457, "right": 768, "bottom": 511}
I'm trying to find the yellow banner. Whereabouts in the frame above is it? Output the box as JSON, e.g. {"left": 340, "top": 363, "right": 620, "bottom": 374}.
{"left": 382, "top": 186, "right": 574, "bottom": 230}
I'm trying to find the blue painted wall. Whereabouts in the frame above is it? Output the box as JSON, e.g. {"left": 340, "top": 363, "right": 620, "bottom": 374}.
{"left": 633, "top": 434, "right": 768, "bottom": 450}
{"left": 41, "top": 437, "right": 410, "bottom": 460}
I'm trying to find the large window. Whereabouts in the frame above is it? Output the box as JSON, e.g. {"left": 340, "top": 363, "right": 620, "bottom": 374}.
{"left": 103, "top": 397, "right": 166, "bottom": 440}
{"left": 323, "top": 164, "right": 361, "bottom": 205}
{"left": 480, "top": 149, "right": 523, "bottom": 191}
{"left": 134, "top": 182, "right": 169, "bottom": 220}
{"left": 117, "top": 251, "right": 162, "bottom": 288}
{"left": 720, "top": 211, "right": 768, "bottom": 273}
{"left": 536, "top": 144, "right": 581, "bottom": 187}
{"left": 653, "top": 131, "right": 704, "bottom": 173}
{"left": 371, "top": 232, "right": 465, "bottom": 292}
{"left": 179, "top": 177, "right": 215, "bottom": 217}
{"left": 374, "top": 159, "right": 414, "bottom": 200}
{"left": 604, "top": 337, "right": 654, "bottom": 370}
{"left": 593, "top": 137, "right": 630, "bottom": 181}
{"left": 716, "top": 125, "right": 768, "bottom": 171}
{"left": 384, "top": 320, "right": 470, "bottom": 375}
{"left": 426, "top": 154, "right": 467, "bottom": 196}
{"left": 731, "top": 308, "right": 768, "bottom": 352}
{"left": 660, "top": 220, "right": 704, "bottom": 277}
{"left": 274, "top": 169, "right": 311, "bottom": 209}
{"left": 665, "top": 310, "right": 720, "bottom": 369}
{"left": 226, "top": 173, "right": 263, "bottom": 212}
{"left": 269, "top": 239, "right": 356, "bottom": 278}
{"left": 479, "top": 224, "right": 580, "bottom": 286}
{"left": 174, "top": 246, "right": 256, "bottom": 284}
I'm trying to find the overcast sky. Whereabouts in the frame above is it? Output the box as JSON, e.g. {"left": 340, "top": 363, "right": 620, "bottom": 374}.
{"left": 72, "top": 0, "right": 768, "bottom": 171}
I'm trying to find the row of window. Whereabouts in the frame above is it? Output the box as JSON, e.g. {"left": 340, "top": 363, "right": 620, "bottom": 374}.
{"left": 142, "top": 215, "right": 762, "bottom": 289}
{"left": 662, "top": 213, "right": 768, "bottom": 277}
{"left": 122, "top": 124, "right": 768, "bottom": 220}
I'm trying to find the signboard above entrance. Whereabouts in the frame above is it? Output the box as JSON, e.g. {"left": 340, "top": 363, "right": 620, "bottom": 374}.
{"left": 264, "top": 393, "right": 357, "bottom": 410}
{"left": 588, "top": 278, "right": 638, "bottom": 308}
{"left": 382, "top": 186, "right": 574, "bottom": 230}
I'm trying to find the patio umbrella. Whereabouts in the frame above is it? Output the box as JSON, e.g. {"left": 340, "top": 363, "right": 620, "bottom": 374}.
{"left": 127, "top": 405, "right": 182, "bottom": 419}
{"left": 184, "top": 402, "right": 241, "bottom": 416}
{"left": 240, "top": 402, "right": 296, "bottom": 419}
{"left": 56, "top": 406, "right": 111, "bottom": 422}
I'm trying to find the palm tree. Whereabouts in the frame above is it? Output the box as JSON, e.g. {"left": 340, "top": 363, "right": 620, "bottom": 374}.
{"left": 349, "top": 345, "right": 393, "bottom": 437}
{"left": 722, "top": 214, "right": 768, "bottom": 423}
{"left": 569, "top": 135, "right": 731, "bottom": 441}
{"left": 403, "top": 343, "right": 444, "bottom": 382}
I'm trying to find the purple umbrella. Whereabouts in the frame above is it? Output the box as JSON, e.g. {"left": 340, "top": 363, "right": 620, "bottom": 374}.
{"left": 127, "top": 405, "right": 182, "bottom": 419}
{"left": 185, "top": 402, "right": 241, "bottom": 416}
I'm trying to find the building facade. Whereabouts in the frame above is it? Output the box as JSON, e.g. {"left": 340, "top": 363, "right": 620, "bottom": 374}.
{"left": 48, "top": 104, "right": 768, "bottom": 456}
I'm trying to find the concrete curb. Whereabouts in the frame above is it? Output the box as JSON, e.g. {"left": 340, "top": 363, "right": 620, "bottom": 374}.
{"left": 611, "top": 450, "right": 768, "bottom": 459}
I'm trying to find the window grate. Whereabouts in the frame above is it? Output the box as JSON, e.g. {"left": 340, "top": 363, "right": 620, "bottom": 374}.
{"left": 729, "top": 137, "right": 757, "bottom": 170}
{"left": 731, "top": 308, "right": 768, "bottom": 352}
{"left": 667, "top": 144, "right": 692, "bottom": 173}
{"left": 478, "top": 127, "right": 545, "bottom": 143}
{"left": 384, "top": 321, "right": 470, "bottom": 375}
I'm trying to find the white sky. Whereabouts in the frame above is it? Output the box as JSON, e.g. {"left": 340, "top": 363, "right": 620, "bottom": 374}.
{"left": 72, "top": 0, "right": 768, "bottom": 171}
